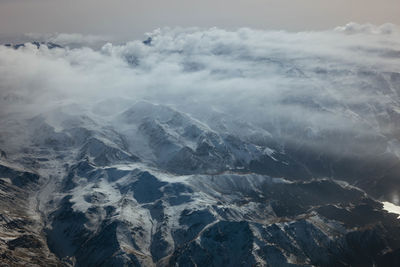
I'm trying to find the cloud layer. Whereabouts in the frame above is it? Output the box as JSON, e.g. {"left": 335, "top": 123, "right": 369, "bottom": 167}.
{"left": 1, "top": 24, "right": 400, "bottom": 158}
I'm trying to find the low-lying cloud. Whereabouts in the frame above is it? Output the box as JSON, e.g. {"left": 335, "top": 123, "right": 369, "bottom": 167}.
{"left": 1, "top": 24, "right": 400, "bottom": 158}
{"left": 334, "top": 22, "right": 398, "bottom": 35}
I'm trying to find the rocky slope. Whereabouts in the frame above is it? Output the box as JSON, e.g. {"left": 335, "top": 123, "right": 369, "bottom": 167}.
{"left": 1, "top": 99, "right": 400, "bottom": 266}
{"left": 0, "top": 160, "right": 62, "bottom": 266}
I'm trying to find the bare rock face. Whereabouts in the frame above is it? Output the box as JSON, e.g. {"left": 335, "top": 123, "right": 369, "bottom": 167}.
{"left": 0, "top": 163, "right": 63, "bottom": 267}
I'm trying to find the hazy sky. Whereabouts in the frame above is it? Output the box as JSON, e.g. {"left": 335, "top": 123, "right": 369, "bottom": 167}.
{"left": 0, "top": 0, "right": 399, "bottom": 39}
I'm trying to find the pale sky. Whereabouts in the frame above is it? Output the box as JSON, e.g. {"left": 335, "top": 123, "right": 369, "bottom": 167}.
{"left": 0, "top": 0, "right": 399, "bottom": 39}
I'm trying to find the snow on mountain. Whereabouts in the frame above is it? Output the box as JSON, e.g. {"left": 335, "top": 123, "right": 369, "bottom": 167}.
{"left": 2, "top": 26, "right": 400, "bottom": 266}
{"left": 1, "top": 100, "right": 400, "bottom": 266}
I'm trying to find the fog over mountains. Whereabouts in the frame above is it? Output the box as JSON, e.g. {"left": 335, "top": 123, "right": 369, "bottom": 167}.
{"left": 1, "top": 23, "right": 400, "bottom": 266}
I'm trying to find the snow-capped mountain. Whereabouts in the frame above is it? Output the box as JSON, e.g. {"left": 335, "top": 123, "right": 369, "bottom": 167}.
{"left": 2, "top": 26, "right": 400, "bottom": 266}
{"left": 1, "top": 98, "right": 400, "bottom": 266}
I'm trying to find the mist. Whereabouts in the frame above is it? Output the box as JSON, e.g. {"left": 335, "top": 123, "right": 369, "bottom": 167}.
{"left": 1, "top": 23, "right": 400, "bottom": 160}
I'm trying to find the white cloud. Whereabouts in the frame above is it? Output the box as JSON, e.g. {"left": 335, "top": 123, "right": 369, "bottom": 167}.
{"left": 1, "top": 24, "right": 400, "bottom": 157}
{"left": 334, "top": 22, "right": 398, "bottom": 35}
